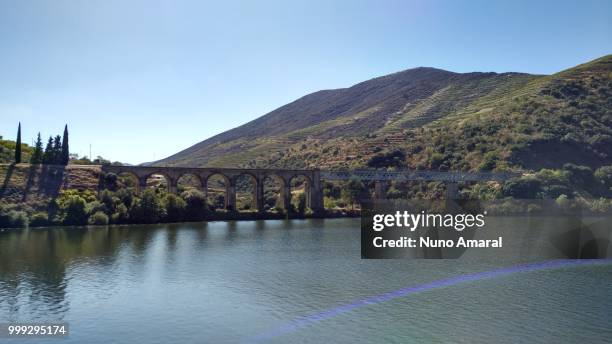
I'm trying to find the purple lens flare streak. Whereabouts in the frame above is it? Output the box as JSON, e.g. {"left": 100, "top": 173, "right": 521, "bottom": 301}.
{"left": 245, "top": 259, "right": 612, "bottom": 343}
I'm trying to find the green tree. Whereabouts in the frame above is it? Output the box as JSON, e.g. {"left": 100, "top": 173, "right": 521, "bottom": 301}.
{"left": 594, "top": 165, "right": 612, "bottom": 194}
{"left": 62, "top": 195, "right": 89, "bottom": 226}
{"left": 53, "top": 135, "right": 62, "bottom": 164}
{"left": 341, "top": 177, "right": 368, "bottom": 210}
{"left": 14, "top": 122, "right": 21, "bottom": 163}
{"left": 164, "top": 194, "right": 187, "bottom": 222}
{"left": 478, "top": 151, "right": 499, "bottom": 171}
{"left": 129, "top": 189, "right": 166, "bottom": 223}
{"left": 43, "top": 136, "right": 54, "bottom": 164}
{"left": 111, "top": 203, "right": 129, "bottom": 224}
{"left": 181, "top": 189, "right": 208, "bottom": 221}
{"left": 501, "top": 177, "right": 542, "bottom": 199}
{"left": 30, "top": 133, "right": 43, "bottom": 164}
{"left": 61, "top": 124, "right": 69, "bottom": 165}
{"left": 562, "top": 163, "right": 595, "bottom": 191}
{"left": 292, "top": 192, "right": 306, "bottom": 215}
{"left": 88, "top": 211, "right": 109, "bottom": 225}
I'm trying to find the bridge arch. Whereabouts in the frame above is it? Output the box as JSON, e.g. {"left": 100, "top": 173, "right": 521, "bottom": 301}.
{"left": 98, "top": 165, "right": 325, "bottom": 213}
{"left": 143, "top": 172, "right": 174, "bottom": 193}
{"left": 176, "top": 173, "right": 204, "bottom": 193}
{"left": 232, "top": 173, "right": 259, "bottom": 211}
{"left": 262, "top": 174, "right": 287, "bottom": 212}
{"left": 288, "top": 174, "right": 313, "bottom": 213}
{"left": 115, "top": 171, "right": 140, "bottom": 193}
{"left": 206, "top": 173, "right": 232, "bottom": 210}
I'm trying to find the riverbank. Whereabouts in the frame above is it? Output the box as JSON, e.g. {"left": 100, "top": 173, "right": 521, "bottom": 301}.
{"left": 0, "top": 209, "right": 362, "bottom": 230}
{"left": 0, "top": 208, "right": 363, "bottom": 229}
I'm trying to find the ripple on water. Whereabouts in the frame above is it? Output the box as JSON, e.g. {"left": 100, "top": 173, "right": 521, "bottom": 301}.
{"left": 0, "top": 219, "right": 611, "bottom": 344}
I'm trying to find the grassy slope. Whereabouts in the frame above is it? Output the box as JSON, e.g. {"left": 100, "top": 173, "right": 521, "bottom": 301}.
{"left": 156, "top": 67, "right": 539, "bottom": 168}
{"left": 248, "top": 55, "right": 612, "bottom": 172}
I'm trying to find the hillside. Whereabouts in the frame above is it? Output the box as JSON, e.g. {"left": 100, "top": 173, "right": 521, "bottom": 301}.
{"left": 158, "top": 55, "right": 611, "bottom": 172}
{"left": 0, "top": 138, "right": 32, "bottom": 164}
{"left": 0, "top": 164, "right": 101, "bottom": 208}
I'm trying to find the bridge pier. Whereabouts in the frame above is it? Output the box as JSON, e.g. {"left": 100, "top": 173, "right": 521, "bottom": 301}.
{"left": 282, "top": 184, "right": 292, "bottom": 212}
{"left": 445, "top": 182, "right": 459, "bottom": 200}
{"left": 255, "top": 181, "right": 264, "bottom": 212}
{"left": 200, "top": 177, "right": 208, "bottom": 198}
{"left": 169, "top": 180, "right": 178, "bottom": 194}
{"left": 374, "top": 181, "right": 387, "bottom": 200}
{"left": 138, "top": 178, "right": 148, "bottom": 194}
{"left": 309, "top": 170, "right": 324, "bottom": 214}
{"left": 226, "top": 180, "right": 237, "bottom": 211}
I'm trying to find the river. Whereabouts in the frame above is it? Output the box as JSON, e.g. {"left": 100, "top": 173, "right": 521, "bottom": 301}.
{"left": 1, "top": 218, "right": 611, "bottom": 343}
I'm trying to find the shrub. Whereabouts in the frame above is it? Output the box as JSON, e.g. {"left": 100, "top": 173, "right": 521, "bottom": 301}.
{"left": 264, "top": 190, "right": 278, "bottom": 209}
{"left": 111, "top": 203, "right": 129, "bottom": 224}
{"left": 323, "top": 182, "right": 341, "bottom": 199}
{"left": 211, "top": 193, "right": 225, "bottom": 210}
{"left": 104, "top": 172, "right": 118, "bottom": 190}
{"left": 562, "top": 164, "right": 595, "bottom": 190}
{"left": 478, "top": 151, "right": 499, "bottom": 171}
{"left": 544, "top": 184, "right": 573, "bottom": 199}
{"left": 429, "top": 153, "right": 445, "bottom": 169}
{"left": 129, "top": 189, "right": 166, "bottom": 224}
{"left": 164, "top": 194, "right": 187, "bottom": 222}
{"left": 367, "top": 149, "right": 406, "bottom": 168}
{"left": 29, "top": 212, "right": 49, "bottom": 227}
{"left": 10, "top": 211, "right": 29, "bottom": 228}
{"left": 0, "top": 209, "right": 29, "bottom": 228}
{"left": 47, "top": 198, "right": 60, "bottom": 224}
{"left": 341, "top": 177, "right": 368, "bottom": 210}
{"left": 62, "top": 195, "right": 88, "bottom": 226}
{"left": 587, "top": 198, "right": 612, "bottom": 213}
{"left": 86, "top": 200, "right": 106, "bottom": 215}
{"left": 502, "top": 177, "right": 542, "bottom": 199}
{"left": 291, "top": 192, "right": 306, "bottom": 215}
{"left": 88, "top": 211, "right": 109, "bottom": 225}
{"left": 323, "top": 196, "right": 337, "bottom": 209}
{"left": 115, "top": 188, "right": 134, "bottom": 208}
{"left": 386, "top": 186, "right": 404, "bottom": 199}
{"left": 555, "top": 194, "right": 570, "bottom": 210}
{"left": 99, "top": 189, "right": 117, "bottom": 214}
{"left": 181, "top": 189, "right": 208, "bottom": 220}
{"left": 594, "top": 165, "right": 612, "bottom": 192}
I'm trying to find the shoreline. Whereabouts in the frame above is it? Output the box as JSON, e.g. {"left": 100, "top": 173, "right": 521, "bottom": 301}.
{"left": 0, "top": 210, "right": 362, "bottom": 231}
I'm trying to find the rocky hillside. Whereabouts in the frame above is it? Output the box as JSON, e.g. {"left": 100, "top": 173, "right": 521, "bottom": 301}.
{"left": 155, "top": 55, "right": 612, "bottom": 172}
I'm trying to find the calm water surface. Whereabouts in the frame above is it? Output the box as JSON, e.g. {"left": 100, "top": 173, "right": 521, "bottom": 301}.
{"left": 1, "top": 218, "right": 611, "bottom": 343}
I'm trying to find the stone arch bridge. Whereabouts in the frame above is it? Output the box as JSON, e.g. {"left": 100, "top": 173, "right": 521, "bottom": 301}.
{"left": 100, "top": 165, "right": 518, "bottom": 213}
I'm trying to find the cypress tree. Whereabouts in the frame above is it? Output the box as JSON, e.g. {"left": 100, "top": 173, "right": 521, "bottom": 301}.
{"left": 61, "top": 124, "right": 69, "bottom": 165}
{"left": 30, "top": 133, "right": 43, "bottom": 164}
{"left": 53, "top": 135, "right": 62, "bottom": 164}
{"left": 43, "top": 136, "right": 53, "bottom": 164}
{"left": 14, "top": 122, "right": 22, "bottom": 163}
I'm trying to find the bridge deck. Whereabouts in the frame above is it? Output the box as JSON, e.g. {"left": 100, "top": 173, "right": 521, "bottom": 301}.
{"left": 320, "top": 170, "right": 518, "bottom": 182}
{"left": 101, "top": 165, "right": 518, "bottom": 182}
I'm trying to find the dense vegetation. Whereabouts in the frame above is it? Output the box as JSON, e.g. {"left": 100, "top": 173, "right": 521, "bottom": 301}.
{"left": 0, "top": 181, "right": 347, "bottom": 229}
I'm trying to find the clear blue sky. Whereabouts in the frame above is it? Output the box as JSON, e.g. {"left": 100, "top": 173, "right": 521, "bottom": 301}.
{"left": 0, "top": 0, "right": 610, "bottom": 164}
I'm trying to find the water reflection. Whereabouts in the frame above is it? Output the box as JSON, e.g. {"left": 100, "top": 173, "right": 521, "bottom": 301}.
{"left": 0, "top": 219, "right": 610, "bottom": 344}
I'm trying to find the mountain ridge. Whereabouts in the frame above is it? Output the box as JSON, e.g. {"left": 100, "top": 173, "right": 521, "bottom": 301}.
{"left": 154, "top": 55, "right": 611, "bottom": 172}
